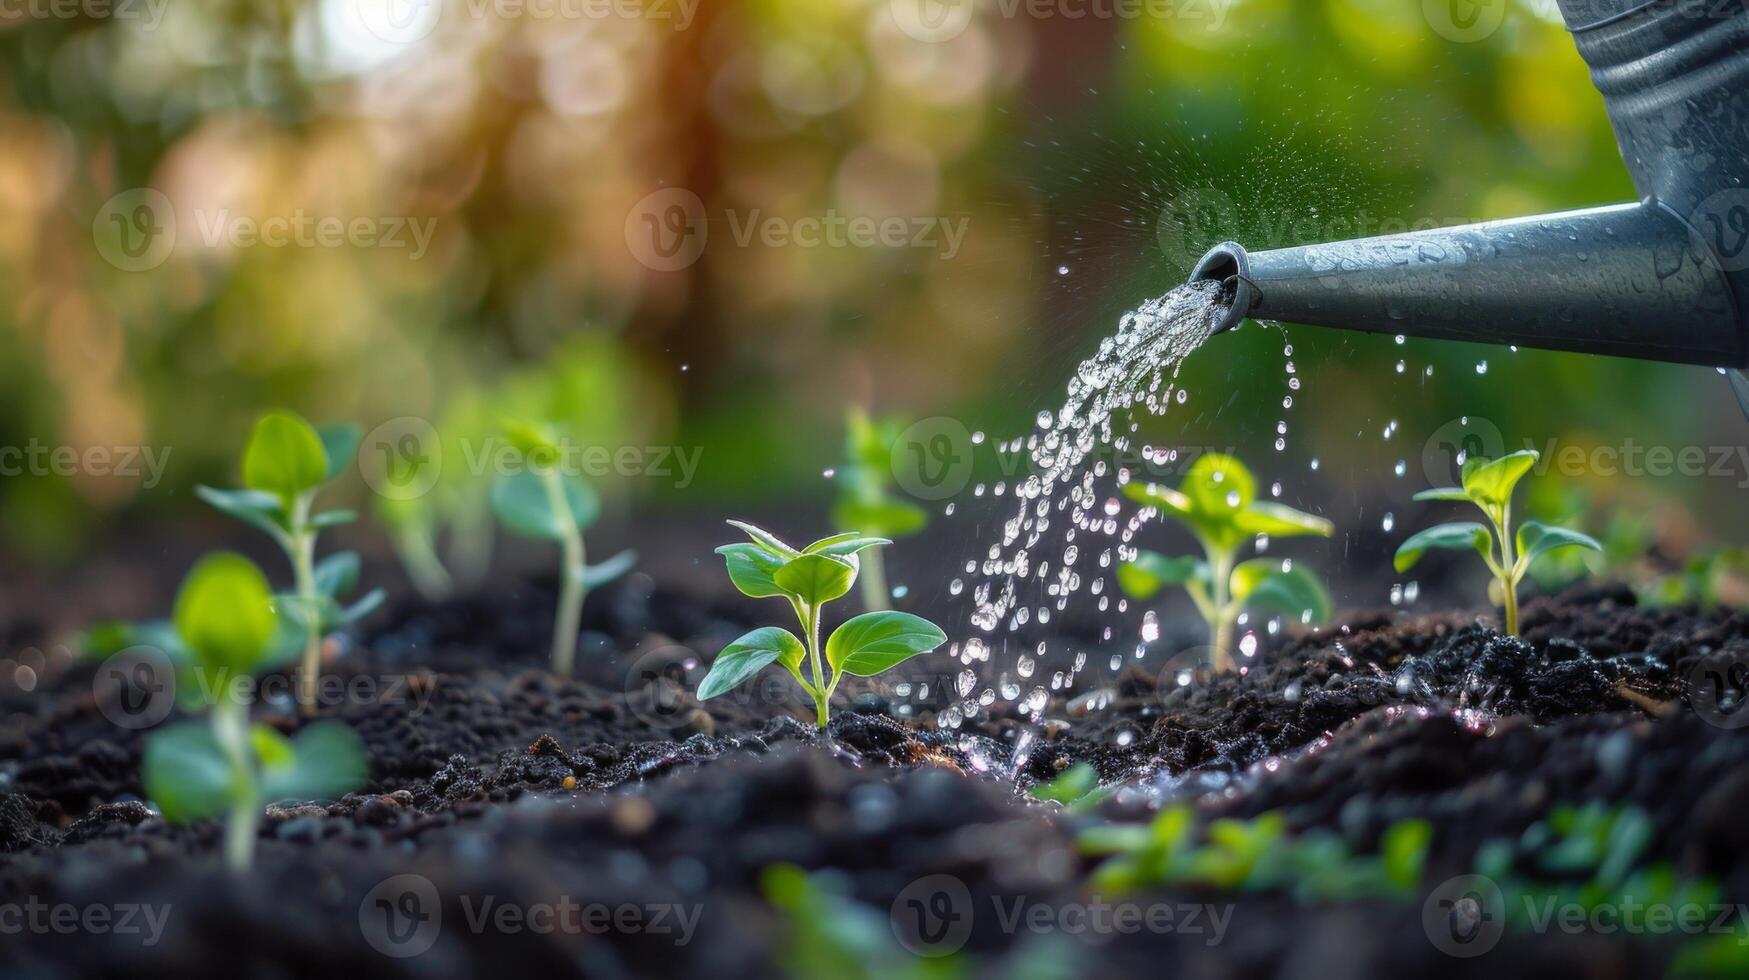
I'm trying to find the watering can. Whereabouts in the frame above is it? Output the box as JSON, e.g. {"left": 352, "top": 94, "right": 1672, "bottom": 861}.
{"left": 1192, "top": 0, "right": 1749, "bottom": 413}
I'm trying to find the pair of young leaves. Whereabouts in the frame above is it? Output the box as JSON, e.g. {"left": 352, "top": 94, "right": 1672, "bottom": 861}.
{"left": 488, "top": 421, "right": 637, "bottom": 587}
{"left": 142, "top": 554, "right": 367, "bottom": 824}
{"left": 699, "top": 521, "right": 947, "bottom": 701}
{"left": 1119, "top": 454, "right": 1333, "bottom": 624}
{"left": 1395, "top": 449, "right": 1601, "bottom": 577}
{"left": 194, "top": 412, "right": 384, "bottom": 633}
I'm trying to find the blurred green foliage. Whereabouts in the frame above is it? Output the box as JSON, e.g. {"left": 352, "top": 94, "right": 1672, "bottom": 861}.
{"left": 0, "top": 0, "right": 1738, "bottom": 572}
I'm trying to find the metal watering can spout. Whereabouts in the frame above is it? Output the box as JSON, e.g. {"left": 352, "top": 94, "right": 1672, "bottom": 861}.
{"left": 1192, "top": 0, "right": 1749, "bottom": 411}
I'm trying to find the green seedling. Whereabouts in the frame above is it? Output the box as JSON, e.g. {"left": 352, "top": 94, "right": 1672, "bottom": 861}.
{"left": 196, "top": 411, "right": 383, "bottom": 715}
{"left": 142, "top": 553, "right": 367, "bottom": 871}
{"left": 1029, "top": 761, "right": 1111, "bottom": 814}
{"left": 699, "top": 521, "right": 947, "bottom": 727}
{"left": 371, "top": 421, "right": 457, "bottom": 604}
{"left": 490, "top": 421, "right": 635, "bottom": 674}
{"left": 1120, "top": 454, "right": 1334, "bottom": 673}
{"left": 1077, "top": 805, "right": 1431, "bottom": 903}
{"left": 834, "top": 409, "right": 930, "bottom": 611}
{"left": 1396, "top": 449, "right": 1601, "bottom": 636}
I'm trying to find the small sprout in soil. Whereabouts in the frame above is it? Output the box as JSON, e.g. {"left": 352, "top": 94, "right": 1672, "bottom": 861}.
{"left": 142, "top": 553, "right": 367, "bottom": 872}
{"left": 1395, "top": 449, "right": 1600, "bottom": 636}
{"left": 833, "top": 409, "right": 930, "bottom": 611}
{"left": 1120, "top": 454, "right": 1333, "bottom": 672}
{"left": 374, "top": 453, "right": 454, "bottom": 603}
{"left": 700, "top": 520, "right": 947, "bottom": 727}
{"left": 489, "top": 421, "right": 636, "bottom": 674}
{"left": 1078, "top": 805, "right": 1431, "bottom": 903}
{"left": 762, "top": 863, "right": 971, "bottom": 977}
{"left": 196, "top": 411, "right": 384, "bottom": 715}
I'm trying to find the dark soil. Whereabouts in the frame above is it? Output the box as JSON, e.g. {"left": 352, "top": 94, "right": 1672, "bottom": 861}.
{"left": 2, "top": 573, "right": 1746, "bottom": 978}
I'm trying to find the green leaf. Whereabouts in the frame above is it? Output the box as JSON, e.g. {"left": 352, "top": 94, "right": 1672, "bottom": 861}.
{"left": 1180, "top": 453, "right": 1256, "bottom": 518}
{"left": 1031, "top": 762, "right": 1100, "bottom": 805}
{"left": 242, "top": 412, "right": 330, "bottom": 505}
{"left": 774, "top": 553, "right": 857, "bottom": 608}
{"left": 826, "top": 611, "right": 947, "bottom": 676}
{"left": 1516, "top": 521, "right": 1603, "bottom": 571}
{"left": 716, "top": 543, "right": 788, "bottom": 599}
{"left": 1232, "top": 559, "right": 1331, "bottom": 622}
{"left": 1122, "top": 480, "right": 1193, "bottom": 518}
{"left": 726, "top": 519, "right": 801, "bottom": 559}
{"left": 276, "top": 592, "right": 341, "bottom": 634}
{"left": 310, "top": 509, "right": 358, "bottom": 529}
{"left": 1411, "top": 487, "right": 1471, "bottom": 503}
{"left": 502, "top": 419, "right": 561, "bottom": 465}
{"left": 491, "top": 471, "right": 600, "bottom": 540}
{"left": 174, "top": 552, "right": 277, "bottom": 676}
{"left": 316, "top": 423, "right": 362, "bottom": 482}
{"left": 1233, "top": 501, "right": 1334, "bottom": 538}
{"left": 195, "top": 486, "right": 287, "bottom": 537}
{"left": 143, "top": 722, "right": 236, "bottom": 824}
{"left": 260, "top": 721, "right": 368, "bottom": 803}
{"left": 313, "top": 551, "right": 361, "bottom": 599}
{"left": 337, "top": 589, "right": 385, "bottom": 626}
{"left": 802, "top": 533, "right": 892, "bottom": 558}
{"left": 580, "top": 549, "right": 638, "bottom": 588}
{"left": 697, "top": 627, "right": 807, "bottom": 699}
{"left": 1460, "top": 450, "right": 1539, "bottom": 508}
{"left": 1381, "top": 819, "right": 1432, "bottom": 891}
{"left": 1394, "top": 522, "right": 1492, "bottom": 573}
{"left": 831, "top": 499, "right": 927, "bottom": 538}
{"left": 249, "top": 724, "right": 296, "bottom": 769}
{"left": 1116, "top": 551, "right": 1207, "bottom": 600}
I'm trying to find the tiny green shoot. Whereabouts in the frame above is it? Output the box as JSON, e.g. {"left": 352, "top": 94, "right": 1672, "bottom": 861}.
{"left": 1119, "top": 454, "right": 1334, "bottom": 672}
{"left": 490, "top": 421, "right": 636, "bottom": 674}
{"left": 196, "top": 411, "right": 383, "bottom": 715}
{"left": 699, "top": 521, "right": 947, "bottom": 727}
{"left": 833, "top": 409, "right": 930, "bottom": 612}
{"left": 142, "top": 553, "right": 367, "bottom": 871}
{"left": 1395, "top": 449, "right": 1601, "bottom": 636}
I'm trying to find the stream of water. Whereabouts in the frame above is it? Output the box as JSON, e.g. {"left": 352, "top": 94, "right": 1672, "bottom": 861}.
{"left": 932, "top": 279, "right": 1235, "bottom": 730}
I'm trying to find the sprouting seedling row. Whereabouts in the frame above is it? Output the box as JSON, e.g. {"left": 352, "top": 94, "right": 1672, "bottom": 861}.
{"left": 1395, "top": 449, "right": 1600, "bottom": 636}
{"left": 1119, "top": 453, "right": 1334, "bottom": 673}
{"left": 698, "top": 520, "right": 947, "bottom": 727}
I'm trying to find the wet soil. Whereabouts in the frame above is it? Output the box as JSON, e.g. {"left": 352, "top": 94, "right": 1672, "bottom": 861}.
{"left": 1, "top": 573, "right": 1746, "bottom": 978}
